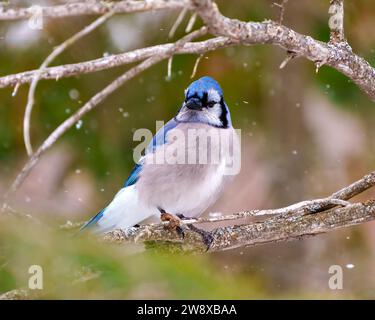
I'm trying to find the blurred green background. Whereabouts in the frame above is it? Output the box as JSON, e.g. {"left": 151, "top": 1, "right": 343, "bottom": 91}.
{"left": 1, "top": 0, "right": 375, "bottom": 299}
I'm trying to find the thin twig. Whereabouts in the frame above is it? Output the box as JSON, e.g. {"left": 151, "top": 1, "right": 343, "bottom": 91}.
{"left": 190, "top": 54, "right": 203, "bottom": 78}
{"left": 279, "top": 50, "right": 297, "bottom": 69}
{"left": 23, "top": 10, "right": 115, "bottom": 156}
{"left": 185, "top": 12, "right": 197, "bottom": 33}
{"left": 169, "top": 7, "right": 188, "bottom": 38}
{"left": 167, "top": 56, "right": 173, "bottom": 79}
{"left": 274, "top": 0, "right": 288, "bottom": 24}
{"left": 11, "top": 82, "right": 20, "bottom": 97}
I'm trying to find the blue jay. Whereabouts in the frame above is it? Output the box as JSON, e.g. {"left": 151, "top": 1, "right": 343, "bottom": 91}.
{"left": 81, "top": 76, "right": 239, "bottom": 242}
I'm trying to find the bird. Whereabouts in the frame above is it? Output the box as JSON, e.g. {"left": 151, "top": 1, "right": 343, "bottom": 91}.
{"left": 81, "top": 76, "right": 240, "bottom": 245}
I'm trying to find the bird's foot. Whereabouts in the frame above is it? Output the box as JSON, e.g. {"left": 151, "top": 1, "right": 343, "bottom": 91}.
{"left": 187, "top": 224, "right": 213, "bottom": 251}
{"left": 160, "top": 212, "right": 185, "bottom": 239}
{"left": 160, "top": 212, "right": 213, "bottom": 249}
{"left": 176, "top": 214, "right": 213, "bottom": 250}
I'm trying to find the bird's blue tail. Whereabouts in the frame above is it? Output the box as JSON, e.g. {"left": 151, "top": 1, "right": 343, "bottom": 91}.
{"left": 79, "top": 208, "right": 105, "bottom": 232}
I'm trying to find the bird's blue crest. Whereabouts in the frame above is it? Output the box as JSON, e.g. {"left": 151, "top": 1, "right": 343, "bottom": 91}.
{"left": 186, "top": 76, "right": 223, "bottom": 99}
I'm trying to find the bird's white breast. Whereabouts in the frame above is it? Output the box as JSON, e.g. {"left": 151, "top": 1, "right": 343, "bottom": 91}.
{"left": 136, "top": 123, "right": 238, "bottom": 217}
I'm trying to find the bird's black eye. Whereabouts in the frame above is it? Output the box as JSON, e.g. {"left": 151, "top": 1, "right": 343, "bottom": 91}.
{"left": 207, "top": 101, "right": 216, "bottom": 108}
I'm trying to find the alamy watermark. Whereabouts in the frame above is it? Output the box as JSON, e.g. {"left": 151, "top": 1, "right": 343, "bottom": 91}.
{"left": 328, "top": 1, "right": 343, "bottom": 32}
{"left": 28, "top": 265, "right": 43, "bottom": 290}
{"left": 133, "top": 121, "right": 242, "bottom": 176}
{"left": 328, "top": 265, "right": 343, "bottom": 290}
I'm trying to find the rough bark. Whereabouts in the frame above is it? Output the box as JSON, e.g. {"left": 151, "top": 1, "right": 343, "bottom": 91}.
{"left": 103, "top": 201, "right": 375, "bottom": 253}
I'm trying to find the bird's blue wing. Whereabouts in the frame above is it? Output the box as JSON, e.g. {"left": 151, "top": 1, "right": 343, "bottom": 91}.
{"left": 124, "top": 163, "right": 143, "bottom": 187}
{"left": 123, "top": 118, "right": 179, "bottom": 187}
{"left": 82, "top": 119, "right": 180, "bottom": 231}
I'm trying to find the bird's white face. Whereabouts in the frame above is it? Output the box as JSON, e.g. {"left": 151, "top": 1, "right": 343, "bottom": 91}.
{"left": 175, "top": 88, "right": 229, "bottom": 128}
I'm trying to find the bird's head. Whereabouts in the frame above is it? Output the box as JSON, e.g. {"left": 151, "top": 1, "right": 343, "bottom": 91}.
{"left": 175, "top": 76, "right": 232, "bottom": 128}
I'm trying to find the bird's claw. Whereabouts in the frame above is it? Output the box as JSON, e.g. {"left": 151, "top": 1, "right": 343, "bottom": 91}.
{"left": 187, "top": 224, "right": 213, "bottom": 251}
{"left": 160, "top": 212, "right": 185, "bottom": 239}
{"left": 160, "top": 213, "right": 213, "bottom": 249}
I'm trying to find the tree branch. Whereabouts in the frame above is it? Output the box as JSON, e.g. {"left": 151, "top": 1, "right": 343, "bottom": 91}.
{"left": 191, "top": 0, "right": 375, "bottom": 101}
{"left": 0, "top": 0, "right": 188, "bottom": 20}
{"left": 3, "top": 0, "right": 374, "bottom": 100}
{"left": 0, "top": 38, "right": 234, "bottom": 88}
{"left": 103, "top": 200, "right": 375, "bottom": 253}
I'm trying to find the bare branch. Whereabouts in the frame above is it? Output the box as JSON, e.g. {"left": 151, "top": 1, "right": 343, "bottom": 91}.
{"left": 185, "top": 12, "right": 197, "bottom": 33}
{"left": 169, "top": 7, "right": 188, "bottom": 38}
{"left": 274, "top": 0, "right": 288, "bottom": 24}
{"left": 191, "top": 0, "right": 375, "bottom": 101}
{"left": 167, "top": 56, "right": 173, "bottom": 79}
{"left": 103, "top": 200, "right": 375, "bottom": 253}
{"left": 190, "top": 54, "right": 203, "bottom": 78}
{"left": 0, "top": 37, "right": 234, "bottom": 88}
{"left": 23, "top": 10, "right": 115, "bottom": 156}
{"left": 1, "top": 1, "right": 372, "bottom": 101}
{"left": 0, "top": 0, "right": 189, "bottom": 20}
{"left": 0, "top": 1, "right": 372, "bottom": 99}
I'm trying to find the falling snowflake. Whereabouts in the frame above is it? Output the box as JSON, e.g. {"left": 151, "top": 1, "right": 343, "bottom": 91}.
{"left": 75, "top": 120, "right": 83, "bottom": 130}
{"left": 69, "top": 89, "right": 80, "bottom": 100}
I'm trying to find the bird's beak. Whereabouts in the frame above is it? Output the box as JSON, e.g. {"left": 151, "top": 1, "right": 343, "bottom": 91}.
{"left": 185, "top": 98, "right": 202, "bottom": 110}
